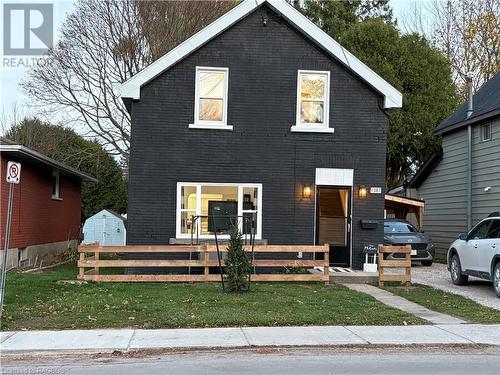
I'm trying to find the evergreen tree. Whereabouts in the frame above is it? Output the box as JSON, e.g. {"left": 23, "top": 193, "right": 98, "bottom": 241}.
{"left": 225, "top": 224, "right": 251, "bottom": 293}
{"left": 340, "top": 20, "right": 459, "bottom": 187}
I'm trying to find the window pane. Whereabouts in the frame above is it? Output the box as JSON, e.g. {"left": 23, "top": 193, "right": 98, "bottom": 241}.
{"left": 180, "top": 211, "right": 196, "bottom": 234}
{"left": 52, "top": 175, "right": 57, "bottom": 196}
{"left": 199, "top": 71, "right": 224, "bottom": 98}
{"left": 181, "top": 186, "right": 197, "bottom": 210}
{"left": 243, "top": 187, "right": 258, "bottom": 211}
{"left": 300, "top": 73, "right": 326, "bottom": 100}
{"left": 243, "top": 212, "right": 257, "bottom": 235}
{"left": 470, "top": 221, "right": 490, "bottom": 240}
{"left": 482, "top": 124, "right": 491, "bottom": 141}
{"left": 200, "top": 185, "right": 238, "bottom": 234}
{"left": 486, "top": 220, "right": 500, "bottom": 239}
{"left": 199, "top": 98, "right": 223, "bottom": 121}
{"left": 300, "top": 101, "right": 324, "bottom": 124}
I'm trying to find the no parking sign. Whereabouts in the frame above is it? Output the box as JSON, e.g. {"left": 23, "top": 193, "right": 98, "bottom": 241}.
{"left": 6, "top": 161, "right": 21, "bottom": 184}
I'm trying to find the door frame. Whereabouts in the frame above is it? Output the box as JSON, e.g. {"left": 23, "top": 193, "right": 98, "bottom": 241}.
{"left": 314, "top": 185, "right": 353, "bottom": 267}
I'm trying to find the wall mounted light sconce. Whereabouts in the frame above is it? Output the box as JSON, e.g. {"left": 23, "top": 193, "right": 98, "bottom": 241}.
{"left": 358, "top": 185, "right": 368, "bottom": 199}
{"left": 303, "top": 185, "right": 312, "bottom": 198}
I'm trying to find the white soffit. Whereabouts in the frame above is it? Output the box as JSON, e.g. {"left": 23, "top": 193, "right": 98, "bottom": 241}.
{"left": 316, "top": 168, "right": 354, "bottom": 186}
{"left": 120, "top": 0, "right": 402, "bottom": 109}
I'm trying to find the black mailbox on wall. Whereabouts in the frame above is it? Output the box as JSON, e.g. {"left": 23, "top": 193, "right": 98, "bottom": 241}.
{"left": 360, "top": 220, "right": 378, "bottom": 229}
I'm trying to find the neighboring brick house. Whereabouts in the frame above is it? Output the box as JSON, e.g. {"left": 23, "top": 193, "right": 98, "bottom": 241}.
{"left": 121, "top": 0, "right": 402, "bottom": 269}
{"left": 0, "top": 137, "right": 97, "bottom": 268}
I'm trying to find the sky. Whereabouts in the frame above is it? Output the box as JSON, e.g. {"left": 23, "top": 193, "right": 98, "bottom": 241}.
{"left": 0, "top": 0, "right": 431, "bottom": 130}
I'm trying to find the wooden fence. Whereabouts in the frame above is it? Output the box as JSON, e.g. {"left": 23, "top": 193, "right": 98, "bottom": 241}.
{"left": 378, "top": 244, "right": 411, "bottom": 287}
{"left": 77, "top": 243, "right": 330, "bottom": 283}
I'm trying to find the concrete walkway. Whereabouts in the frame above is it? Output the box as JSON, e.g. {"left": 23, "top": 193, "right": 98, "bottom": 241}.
{"left": 343, "top": 283, "right": 467, "bottom": 325}
{"left": 1, "top": 324, "right": 500, "bottom": 353}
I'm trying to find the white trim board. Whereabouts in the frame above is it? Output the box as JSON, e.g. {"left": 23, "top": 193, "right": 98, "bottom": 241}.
{"left": 315, "top": 168, "right": 354, "bottom": 186}
{"left": 120, "top": 0, "right": 402, "bottom": 109}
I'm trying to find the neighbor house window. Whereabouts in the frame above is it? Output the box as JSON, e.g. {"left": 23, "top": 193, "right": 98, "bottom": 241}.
{"left": 52, "top": 171, "right": 60, "bottom": 199}
{"left": 189, "top": 67, "right": 232, "bottom": 130}
{"left": 291, "top": 70, "right": 332, "bottom": 133}
{"left": 481, "top": 123, "right": 491, "bottom": 141}
{"left": 176, "top": 183, "right": 262, "bottom": 239}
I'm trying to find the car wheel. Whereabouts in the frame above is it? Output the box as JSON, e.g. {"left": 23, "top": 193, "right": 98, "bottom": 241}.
{"left": 493, "top": 262, "right": 500, "bottom": 298}
{"left": 421, "top": 260, "right": 433, "bottom": 267}
{"left": 450, "top": 254, "right": 468, "bottom": 285}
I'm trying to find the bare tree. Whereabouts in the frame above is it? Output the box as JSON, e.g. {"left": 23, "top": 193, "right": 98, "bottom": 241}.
{"left": 401, "top": 0, "right": 499, "bottom": 94}
{"left": 22, "top": 0, "right": 236, "bottom": 160}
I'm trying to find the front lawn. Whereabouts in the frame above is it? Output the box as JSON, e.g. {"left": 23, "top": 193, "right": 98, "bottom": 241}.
{"left": 385, "top": 283, "right": 500, "bottom": 324}
{"left": 1, "top": 265, "right": 424, "bottom": 330}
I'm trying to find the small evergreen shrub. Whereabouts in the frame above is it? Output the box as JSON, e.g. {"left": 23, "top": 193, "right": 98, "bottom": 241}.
{"left": 225, "top": 224, "right": 251, "bottom": 292}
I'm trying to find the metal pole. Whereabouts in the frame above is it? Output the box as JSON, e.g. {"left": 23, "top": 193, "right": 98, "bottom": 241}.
{"left": 0, "top": 183, "right": 15, "bottom": 318}
{"left": 211, "top": 214, "right": 225, "bottom": 292}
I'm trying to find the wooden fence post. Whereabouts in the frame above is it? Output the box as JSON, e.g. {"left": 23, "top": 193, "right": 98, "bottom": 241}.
{"left": 323, "top": 243, "right": 330, "bottom": 285}
{"left": 95, "top": 242, "right": 100, "bottom": 276}
{"left": 204, "top": 243, "right": 209, "bottom": 279}
{"left": 78, "top": 249, "right": 84, "bottom": 280}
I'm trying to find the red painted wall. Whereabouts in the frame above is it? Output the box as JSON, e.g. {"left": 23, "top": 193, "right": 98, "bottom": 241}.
{"left": 0, "top": 156, "right": 82, "bottom": 249}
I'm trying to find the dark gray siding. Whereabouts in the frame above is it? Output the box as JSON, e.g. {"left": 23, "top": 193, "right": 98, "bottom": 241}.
{"left": 417, "top": 118, "right": 500, "bottom": 259}
{"left": 418, "top": 129, "right": 468, "bottom": 258}
{"left": 472, "top": 118, "right": 500, "bottom": 224}
{"left": 127, "top": 4, "right": 388, "bottom": 269}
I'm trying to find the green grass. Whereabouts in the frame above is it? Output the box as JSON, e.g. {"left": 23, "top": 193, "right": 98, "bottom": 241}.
{"left": 1, "top": 265, "right": 425, "bottom": 330}
{"left": 385, "top": 283, "right": 500, "bottom": 324}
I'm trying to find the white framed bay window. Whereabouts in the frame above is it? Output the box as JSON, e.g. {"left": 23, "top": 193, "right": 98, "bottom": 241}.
{"left": 189, "top": 67, "right": 232, "bottom": 130}
{"left": 291, "top": 70, "right": 333, "bottom": 133}
{"left": 176, "top": 182, "right": 262, "bottom": 239}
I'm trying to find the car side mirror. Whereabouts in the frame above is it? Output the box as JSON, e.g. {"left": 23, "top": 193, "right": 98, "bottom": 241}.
{"left": 459, "top": 233, "right": 468, "bottom": 241}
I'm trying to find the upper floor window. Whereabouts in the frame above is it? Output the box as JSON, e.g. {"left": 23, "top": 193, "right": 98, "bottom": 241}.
{"left": 291, "top": 70, "right": 333, "bottom": 133}
{"left": 52, "top": 171, "right": 61, "bottom": 200}
{"left": 190, "top": 67, "right": 232, "bottom": 130}
{"left": 480, "top": 123, "right": 491, "bottom": 142}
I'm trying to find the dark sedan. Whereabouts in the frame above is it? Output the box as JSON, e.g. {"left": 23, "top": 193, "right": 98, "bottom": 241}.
{"left": 383, "top": 219, "right": 435, "bottom": 266}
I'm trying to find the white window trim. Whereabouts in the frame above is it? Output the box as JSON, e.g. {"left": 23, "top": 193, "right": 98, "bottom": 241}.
{"left": 480, "top": 123, "right": 491, "bottom": 142}
{"left": 292, "top": 70, "right": 332, "bottom": 133}
{"left": 189, "top": 66, "right": 233, "bottom": 130}
{"left": 52, "top": 170, "right": 62, "bottom": 200}
{"left": 176, "top": 182, "right": 263, "bottom": 240}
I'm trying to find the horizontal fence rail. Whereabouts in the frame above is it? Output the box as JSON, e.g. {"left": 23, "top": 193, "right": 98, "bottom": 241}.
{"left": 378, "top": 245, "right": 411, "bottom": 287}
{"left": 77, "top": 243, "right": 330, "bottom": 283}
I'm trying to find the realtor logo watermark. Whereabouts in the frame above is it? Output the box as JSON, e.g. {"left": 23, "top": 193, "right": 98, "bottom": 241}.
{"left": 3, "top": 3, "right": 53, "bottom": 67}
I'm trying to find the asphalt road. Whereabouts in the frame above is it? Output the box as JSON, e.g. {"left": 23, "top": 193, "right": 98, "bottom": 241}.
{"left": 3, "top": 347, "right": 500, "bottom": 375}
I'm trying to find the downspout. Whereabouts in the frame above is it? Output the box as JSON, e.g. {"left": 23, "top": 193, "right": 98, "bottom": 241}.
{"left": 466, "top": 76, "right": 473, "bottom": 230}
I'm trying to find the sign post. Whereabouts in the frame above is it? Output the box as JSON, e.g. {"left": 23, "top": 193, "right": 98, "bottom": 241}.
{"left": 0, "top": 161, "right": 21, "bottom": 318}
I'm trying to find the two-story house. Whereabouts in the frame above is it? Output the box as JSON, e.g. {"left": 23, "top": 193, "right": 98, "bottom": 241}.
{"left": 409, "top": 73, "right": 500, "bottom": 258}
{"left": 121, "top": 0, "right": 402, "bottom": 269}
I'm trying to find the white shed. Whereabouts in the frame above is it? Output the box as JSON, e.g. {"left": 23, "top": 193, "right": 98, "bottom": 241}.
{"left": 82, "top": 209, "right": 126, "bottom": 246}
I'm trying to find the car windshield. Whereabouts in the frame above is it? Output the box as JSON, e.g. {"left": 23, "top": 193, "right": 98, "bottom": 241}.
{"left": 384, "top": 222, "right": 417, "bottom": 233}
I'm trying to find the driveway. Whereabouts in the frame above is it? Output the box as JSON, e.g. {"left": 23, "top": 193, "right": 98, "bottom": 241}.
{"left": 412, "top": 263, "right": 500, "bottom": 310}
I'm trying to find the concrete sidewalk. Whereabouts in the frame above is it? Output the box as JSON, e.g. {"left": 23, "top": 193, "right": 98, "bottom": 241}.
{"left": 1, "top": 324, "right": 499, "bottom": 353}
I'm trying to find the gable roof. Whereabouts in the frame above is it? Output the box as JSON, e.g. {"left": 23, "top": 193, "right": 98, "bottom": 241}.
{"left": 407, "top": 148, "right": 443, "bottom": 189}
{"left": 89, "top": 209, "right": 126, "bottom": 221}
{"left": 0, "top": 137, "right": 97, "bottom": 183}
{"left": 435, "top": 72, "right": 500, "bottom": 135}
{"left": 120, "top": 0, "right": 402, "bottom": 109}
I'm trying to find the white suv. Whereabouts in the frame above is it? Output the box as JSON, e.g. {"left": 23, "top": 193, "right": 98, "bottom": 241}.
{"left": 447, "top": 214, "right": 500, "bottom": 298}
